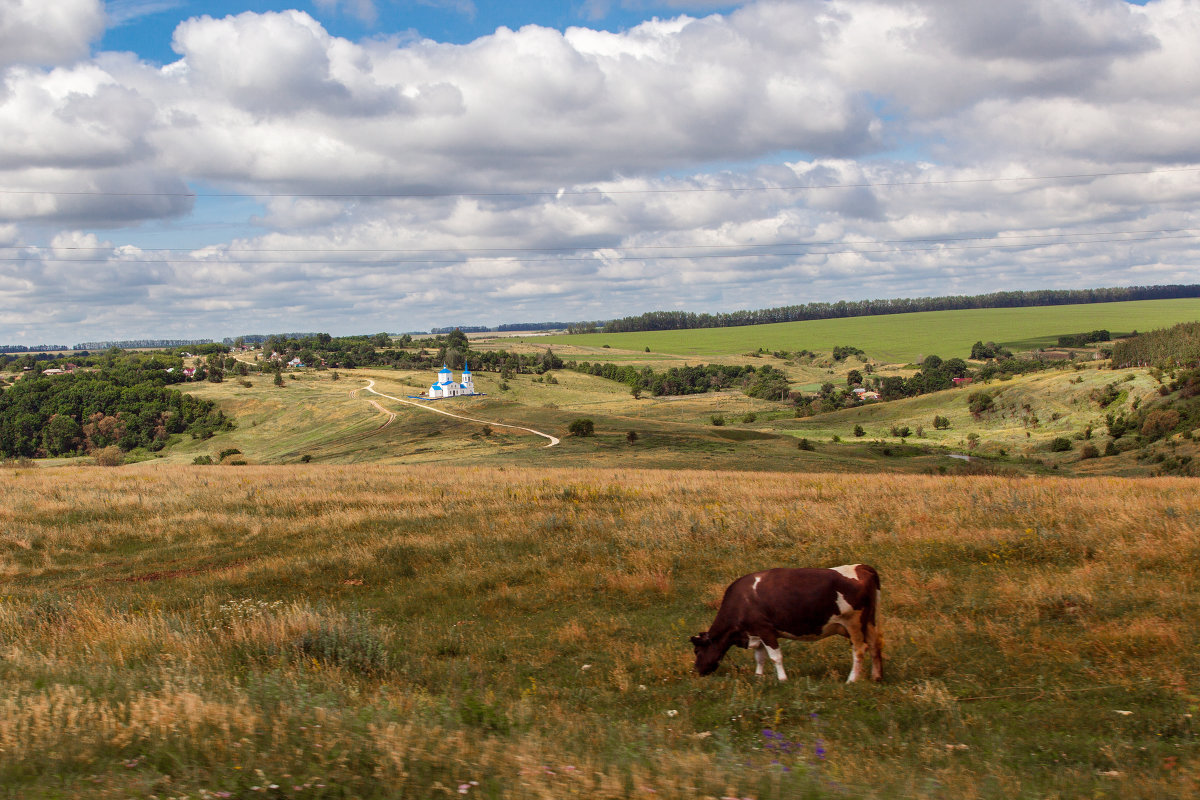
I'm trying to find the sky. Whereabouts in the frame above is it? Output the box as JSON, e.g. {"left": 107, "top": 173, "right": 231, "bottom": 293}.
{"left": 2, "top": 0, "right": 1198, "bottom": 343}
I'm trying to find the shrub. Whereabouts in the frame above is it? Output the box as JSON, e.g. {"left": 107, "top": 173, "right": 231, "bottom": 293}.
{"left": 567, "top": 418, "right": 595, "bottom": 437}
{"left": 300, "top": 454, "right": 313, "bottom": 463}
{"left": 710, "top": 415, "right": 725, "bottom": 426}
{"left": 968, "top": 391, "right": 995, "bottom": 416}
{"left": 890, "top": 425, "right": 911, "bottom": 438}
{"left": 1104, "top": 441, "right": 1118, "bottom": 456}
{"left": 933, "top": 415, "right": 951, "bottom": 430}
{"left": 192, "top": 455, "right": 213, "bottom": 465}
{"left": 1140, "top": 409, "right": 1181, "bottom": 440}
{"left": 626, "top": 431, "right": 638, "bottom": 444}
{"left": 1080, "top": 443, "right": 1100, "bottom": 459}
{"left": 853, "top": 424, "right": 865, "bottom": 437}
{"left": 218, "top": 448, "right": 242, "bottom": 461}
{"left": 797, "top": 438, "right": 814, "bottom": 451}
{"left": 94, "top": 446, "right": 124, "bottom": 467}
{"left": 741, "top": 412, "right": 757, "bottom": 424}
{"left": 1050, "top": 437, "right": 1073, "bottom": 452}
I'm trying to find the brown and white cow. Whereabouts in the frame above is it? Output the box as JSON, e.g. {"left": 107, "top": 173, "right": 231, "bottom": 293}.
{"left": 690, "top": 564, "right": 883, "bottom": 683}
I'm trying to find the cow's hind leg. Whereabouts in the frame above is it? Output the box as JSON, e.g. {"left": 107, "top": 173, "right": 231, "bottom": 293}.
{"left": 868, "top": 621, "right": 884, "bottom": 682}
{"left": 844, "top": 617, "right": 869, "bottom": 683}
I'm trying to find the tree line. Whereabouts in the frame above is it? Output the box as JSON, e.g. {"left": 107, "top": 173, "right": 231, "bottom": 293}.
{"left": 587, "top": 285, "right": 1200, "bottom": 334}
{"left": 0, "top": 351, "right": 231, "bottom": 458}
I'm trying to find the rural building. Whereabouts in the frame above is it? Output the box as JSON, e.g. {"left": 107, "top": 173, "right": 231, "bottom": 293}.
{"left": 429, "top": 363, "right": 476, "bottom": 398}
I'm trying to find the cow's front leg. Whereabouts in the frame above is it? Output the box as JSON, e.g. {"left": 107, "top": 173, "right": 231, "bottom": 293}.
{"left": 765, "top": 644, "right": 787, "bottom": 681}
{"left": 748, "top": 635, "right": 767, "bottom": 675}
{"left": 755, "top": 633, "right": 787, "bottom": 681}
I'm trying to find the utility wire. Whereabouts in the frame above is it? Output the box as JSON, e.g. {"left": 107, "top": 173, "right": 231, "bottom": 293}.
{"left": 1, "top": 166, "right": 1197, "bottom": 200}
{"left": 4, "top": 227, "right": 1198, "bottom": 258}
{"left": 4, "top": 231, "right": 1198, "bottom": 265}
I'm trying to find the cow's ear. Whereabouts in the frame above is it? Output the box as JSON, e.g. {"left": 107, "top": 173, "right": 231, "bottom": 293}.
{"left": 691, "top": 632, "right": 710, "bottom": 647}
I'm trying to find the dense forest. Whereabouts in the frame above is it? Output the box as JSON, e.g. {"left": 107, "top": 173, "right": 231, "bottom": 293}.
{"left": 1110, "top": 321, "right": 1200, "bottom": 368}
{"left": 258, "top": 330, "right": 562, "bottom": 376}
{"left": 582, "top": 284, "right": 1200, "bottom": 334}
{"left": 0, "top": 351, "right": 231, "bottom": 459}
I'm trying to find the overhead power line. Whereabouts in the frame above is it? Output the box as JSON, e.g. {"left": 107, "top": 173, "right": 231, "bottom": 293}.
{"left": 4, "top": 230, "right": 1198, "bottom": 266}
{"left": 0, "top": 166, "right": 1197, "bottom": 200}
{"left": 5, "top": 226, "right": 1198, "bottom": 256}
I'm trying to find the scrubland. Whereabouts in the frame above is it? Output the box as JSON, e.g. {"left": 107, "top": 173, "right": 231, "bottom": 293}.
{"left": 1, "top": 463, "right": 1197, "bottom": 798}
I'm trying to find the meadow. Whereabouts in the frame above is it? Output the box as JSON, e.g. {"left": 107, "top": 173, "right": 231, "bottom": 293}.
{"left": 523, "top": 299, "right": 1200, "bottom": 362}
{"left": 1, "top": 463, "right": 1197, "bottom": 799}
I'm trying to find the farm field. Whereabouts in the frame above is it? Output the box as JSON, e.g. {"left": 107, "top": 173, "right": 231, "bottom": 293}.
{"left": 0, "top": 464, "right": 1196, "bottom": 799}
{"left": 521, "top": 298, "right": 1200, "bottom": 363}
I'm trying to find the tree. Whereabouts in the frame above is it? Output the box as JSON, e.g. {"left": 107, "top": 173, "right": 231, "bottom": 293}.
{"left": 846, "top": 369, "right": 863, "bottom": 387}
{"left": 42, "top": 414, "right": 82, "bottom": 456}
{"left": 626, "top": 430, "right": 638, "bottom": 444}
{"left": 568, "top": 418, "right": 595, "bottom": 437}
{"left": 853, "top": 424, "right": 865, "bottom": 437}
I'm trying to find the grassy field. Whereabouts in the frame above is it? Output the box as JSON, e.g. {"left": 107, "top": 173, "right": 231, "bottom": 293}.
{"left": 0, "top": 464, "right": 1196, "bottom": 799}
{"left": 519, "top": 299, "right": 1200, "bottom": 362}
{"left": 149, "top": 358, "right": 1196, "bottom": 479}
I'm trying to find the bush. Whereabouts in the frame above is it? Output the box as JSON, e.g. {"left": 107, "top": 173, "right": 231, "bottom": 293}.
{"left": 94, "top": 445, "right": 124, "bottom": 467}
{"left": 1140, "top": 409, "right": 1181, "bottom": 440}
{"left": 1050, "top": 437, "right": 1073, "bottom": 452}
{"left": 853, "top": 424, "right": 865, "bottom": 437}
{"left": 218, "top": 448, "right": 242, "bottom": 461}
{"left": 567, "top": 418, "right": 595, "bottom": 437}
{"left": 797, "top": 438, "right": 814, "bottom": 451}
{"left": 1080, "top": 443, "right": 1100, "bottom": 459}
{"left": 710, "top": 415, "right": 725, "bottom": 426}
{"left": 890, "top": 425, "right": 911, "bottom": 438}
{"left": 626, "top": 431, "right": 638, "bottom": 444}
{"left": 192, "top": 455, "right": 213, "bottom": 465}
{"left": 300, "top": 454, "right": 313, "bottom": 463}
{"left": 933, "top": 415, "right": 951, "bottom": 430}
{"left": 741, "top": 412, "right": 757, "bottom": 424}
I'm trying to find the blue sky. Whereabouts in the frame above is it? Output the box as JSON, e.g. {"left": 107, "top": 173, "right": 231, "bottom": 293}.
{"left": 100, "top": 1, "right": 742, "bottom": 63}
{"left": 1, "top": 0, "right": 1197, "bottom": 342}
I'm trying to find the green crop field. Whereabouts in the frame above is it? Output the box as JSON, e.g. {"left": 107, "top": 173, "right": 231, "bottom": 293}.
{"left": 522, "top": 299, "right": 1200, "bottom": 363}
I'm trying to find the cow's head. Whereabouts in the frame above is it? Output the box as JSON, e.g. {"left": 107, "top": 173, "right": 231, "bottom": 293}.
{"left": 691, "top": 630, "right": 744, "bottom": 675}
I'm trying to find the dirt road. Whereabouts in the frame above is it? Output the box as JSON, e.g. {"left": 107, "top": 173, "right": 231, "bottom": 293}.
{"left": 361, "top": 380, "right": 560, "bottom": 447}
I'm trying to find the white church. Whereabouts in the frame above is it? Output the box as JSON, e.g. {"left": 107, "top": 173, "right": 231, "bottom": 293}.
{"left": 428, "top": 363, "right": 477, "bottom": 399}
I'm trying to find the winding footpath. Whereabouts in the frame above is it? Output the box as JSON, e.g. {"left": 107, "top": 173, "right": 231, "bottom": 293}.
{"left": 361, "top": 379, "right": 560, "bottom": 448}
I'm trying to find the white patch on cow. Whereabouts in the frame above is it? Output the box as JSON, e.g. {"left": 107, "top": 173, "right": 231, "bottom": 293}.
{"left": 766, "top": 645, "right": 787, "bottom": 681}
{"left": 831, "top": 564, "right": 861, "bottom": 581}
{"left": 752, "top": 575, "right": 762, "bottom": 592}
{"left": 835, "top": 591, "right": 853, "bottom": 615}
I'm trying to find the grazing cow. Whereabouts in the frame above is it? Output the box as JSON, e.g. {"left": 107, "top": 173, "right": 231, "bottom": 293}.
{"left": 690, "top": 564, "right": 883, "bottom": 683}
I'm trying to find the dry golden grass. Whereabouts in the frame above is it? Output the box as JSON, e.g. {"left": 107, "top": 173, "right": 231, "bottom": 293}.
{"left": 0, "top": 462, "right": 1197, "bottom": 798}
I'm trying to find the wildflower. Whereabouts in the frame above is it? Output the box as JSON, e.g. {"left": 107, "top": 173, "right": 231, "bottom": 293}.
{"left": 666, "top": 709, "right": 678, "bottom": 717}
{"left": 1114, "top": 710, "right": 1133, "bottom": 716}
{"left": 815, "top": 739, "right": 827, "bottom": 760}
{"left": 1099, "top": 770, "right": 1122, "bottom": 777}
{"left": 581, "top": 664, "right": 592, "bottom": 670}
{"left": 944, "top": 743, "right": 968, "bottom": 751}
